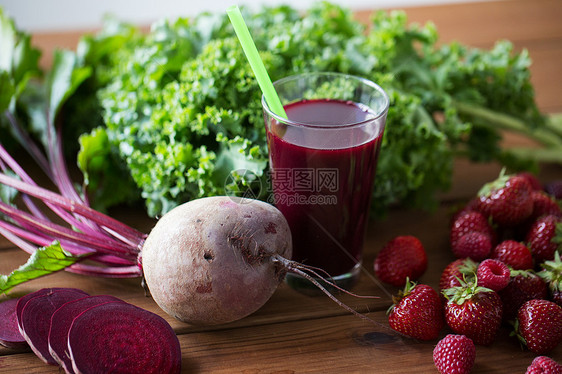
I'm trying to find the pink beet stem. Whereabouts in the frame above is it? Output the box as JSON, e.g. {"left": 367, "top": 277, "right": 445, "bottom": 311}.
{"left": 0, "top": 200, "right": 137, "bottom": 258}
{"left": 0, "top": 173, "right": 145, "bottom": 245}
{"left": 65, "top": 263, "right": 141, "bottom": 277}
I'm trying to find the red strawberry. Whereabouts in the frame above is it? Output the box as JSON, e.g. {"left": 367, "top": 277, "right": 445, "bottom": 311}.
{"left": 374, "top": 236, "right": 427, "bottom": 287}
{"left": 526, "top": 214, "right": 562, "bottom": 263}
{"left": 515, "top": 299, "right": 562, "bottom": 354}
{"left": 499, "top": 269, "right": 548, "bottom": 321}
{"left": 525, "top": 356, "right": 562, "bottom": 374}
{"left": 433, "top": 334, "right": 475, "bottom": 374}
{"left": 490, "top": 240, "right": 534, "bottom": 270}
{"left": 439, "top": 258, "right": 478, "bottom": 293}
{"left": 443, "top": 278, "right": 503, "bottom": 345}
{"left": 388, "top": 281, "right": 444, "bottom": 340}
{"left": 450, "top": 210, "right": 496, "bottom": 249}
{"left": 477, "top": 259, "right": 510, "bottom": 291}
{"left": 518, "top": 172, "right": 543, "bottom": 191}
{"left": 515, "top": 192, "right": 562, "bottom": 242}
{"left": 538, "top": 251, "right": 562, "bottom": 307}
{"left": 476, "top": 172, "right": 533, "bottom": 227}
{"left": 452, "top": 231, "right": 492, "bottom": 261}
{"left": 529, "top": 190, "right": 562, "bottom": 220}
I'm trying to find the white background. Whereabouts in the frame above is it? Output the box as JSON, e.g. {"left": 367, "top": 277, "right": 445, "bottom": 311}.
{"left": 0, "top": 0, "right": 481, "bottom": 32}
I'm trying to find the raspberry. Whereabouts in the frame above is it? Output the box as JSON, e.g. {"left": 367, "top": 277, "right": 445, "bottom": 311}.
{"left": 477, "top": 259, "right": 510, "bottom": 291}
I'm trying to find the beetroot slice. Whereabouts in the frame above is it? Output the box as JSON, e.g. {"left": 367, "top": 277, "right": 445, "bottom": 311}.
{"left": 16, "top": 288, "right": 60, "bottom": 330}
{"left": 20, "top": 288, "right": 89, "bottom": 365}
{"left": 16, "top": 288, "right": 88, "bottom": 330}
{"left": 48, "top": 295, "right": 124, "bottom": 374}
{"left": 68, "top": 303, "right": 181, "bottom": 374}
{"left": 0, "top": 298, "right": 28, "bottom": 349}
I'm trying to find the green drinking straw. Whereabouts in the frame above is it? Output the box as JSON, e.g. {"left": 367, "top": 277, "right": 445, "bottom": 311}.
{"left": 226, "top": 5, "right": 287, "bottom": 119}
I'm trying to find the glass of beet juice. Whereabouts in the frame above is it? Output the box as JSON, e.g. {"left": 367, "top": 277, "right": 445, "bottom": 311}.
{"left": 262, "top": 72, "right": 389, "bottom": 293}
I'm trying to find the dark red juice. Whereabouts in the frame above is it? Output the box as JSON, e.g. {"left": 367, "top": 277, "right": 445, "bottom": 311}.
{"left": 267, "top": 99, "right": 383, "bottom": 276}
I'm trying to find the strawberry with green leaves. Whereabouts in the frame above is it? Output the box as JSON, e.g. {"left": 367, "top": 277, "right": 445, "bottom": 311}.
{"left": 476, "top": 171, "right": 533, "bottom": 227}
{"left": 387, "top": 280, "right": 444, "bottom": 340}
{"left": 514, "top": 299, "right": 562, "bottom": 354}
{"left": 538, "top": 251, "right": 562, "bottom": 306}
{"left": 526, "top": 214, "right": 562, "bottom": 263}
{"left": 374, "top": 236, "right": 427, "bottom": 287}
{"left": 439, "top": 258, "right": 478, "bottom": 293}
{"left": 433, "top": 334, "right": 476, "bottom": 374}
{"left": 443, "top": 277, "right": 503, "bottom": 345}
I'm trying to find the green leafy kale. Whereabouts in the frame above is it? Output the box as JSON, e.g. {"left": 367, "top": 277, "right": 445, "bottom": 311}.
{"left": 75, "top": 4, "right": 458, "bottom": 216}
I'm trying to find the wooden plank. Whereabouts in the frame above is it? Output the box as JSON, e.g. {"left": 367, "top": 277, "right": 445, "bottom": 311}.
{"left": 180, "top": 314, "right": 562, "bottom": 373}
{"left": 31, "top": 0, "right": 562, "bottom": 57}
{"left": 387, "top": 0, "right": 562, "bottom": 48}
{"left": 1, "top": 162, "right": 559, "bottom": 338}
{"left": 526, "top": 47, "right": 562, "bottom": 113}
{"left": 2, "top": 311, "right": 560, "bottom": 373}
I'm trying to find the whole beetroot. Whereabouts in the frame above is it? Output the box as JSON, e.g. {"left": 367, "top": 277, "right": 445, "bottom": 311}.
{"left": 141, "top": 196, "right": 292, "bottom": 325}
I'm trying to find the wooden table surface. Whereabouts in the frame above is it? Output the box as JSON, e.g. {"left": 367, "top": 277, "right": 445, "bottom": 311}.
{"left": 1, "top": 0, "right": 561, "bottom": 372}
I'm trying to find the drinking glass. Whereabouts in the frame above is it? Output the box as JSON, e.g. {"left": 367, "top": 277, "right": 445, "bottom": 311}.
{"left": 262, "top": 72, "right": 389, "bottom": 292}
